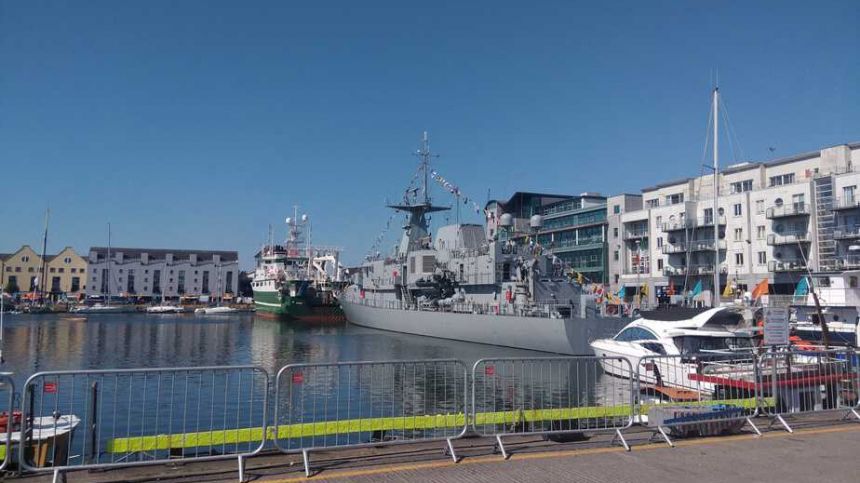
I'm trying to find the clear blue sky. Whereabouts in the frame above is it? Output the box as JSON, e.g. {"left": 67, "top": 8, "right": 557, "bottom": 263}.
{"left": 1, "top": 1, "right": 857, "bottom": 267}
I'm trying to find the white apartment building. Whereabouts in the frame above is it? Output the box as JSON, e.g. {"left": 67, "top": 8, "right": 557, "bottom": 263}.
{"left": 608, "top": 143, "right": 860, "bottom": 307}
{"left": 86, "top": 247, "right": 239, "bottom": 300}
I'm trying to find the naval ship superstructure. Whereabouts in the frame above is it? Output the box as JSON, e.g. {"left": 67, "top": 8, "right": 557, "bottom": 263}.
{"left": 340, "top": 134, "right": 628, "bottom": 354}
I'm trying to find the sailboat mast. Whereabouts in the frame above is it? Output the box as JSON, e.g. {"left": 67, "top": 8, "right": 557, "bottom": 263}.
{"left": 38, "top": 209, "right": 50, "bottom": 299}
{"left": 107, "top": 223, "right": 112, "bottom": 307}
{"left": 713, "top": 87, "right": 721, "bottom": 307}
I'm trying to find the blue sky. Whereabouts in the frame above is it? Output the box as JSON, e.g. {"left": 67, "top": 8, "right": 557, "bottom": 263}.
{"left": 1, "top": 1, "right": 857, "bottom": 267}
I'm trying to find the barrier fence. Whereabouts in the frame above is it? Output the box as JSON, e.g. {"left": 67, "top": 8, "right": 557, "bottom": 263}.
{"left": 471, "top": 357, "right": 634, "bottom": 457}
{"left": 634, "top": 354, "right": 762, "bottom": 446}
{"left": 0, "top": 374, "right": 14, "bottom": 471}
{"left": 19, "top": 366, "right": 268, "bottom": 483}
{"left": 1, "top": 349, "right": 860, "bottom": 481}
{"left": 273, "top": 360, "right": 468, "bottom": 476}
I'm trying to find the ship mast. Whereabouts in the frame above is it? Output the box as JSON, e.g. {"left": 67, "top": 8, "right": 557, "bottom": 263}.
{"left": 712, "top": 87, "right": 721, "bottom": 308}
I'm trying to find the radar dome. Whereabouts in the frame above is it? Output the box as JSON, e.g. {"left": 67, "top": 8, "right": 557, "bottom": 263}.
{"left": 302, "top": 214, "right": 308, "bottom": 222}
{"left": 286, "top": 217, "right": 292, "bottom": 224}
{"left": 529, "top": 214, "right": 543, "bottom": 229}
{"left": 499, "top": 213, "right": 513, "bottom": 227}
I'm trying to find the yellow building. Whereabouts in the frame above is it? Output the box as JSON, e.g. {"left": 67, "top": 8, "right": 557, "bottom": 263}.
{"left": 1, "top": 245, "right": 43, "bottom": 293}
{"left": 1, "top": 245, "right": 87, "bottom": 296}
{"left": 45, "top": 247, "right": 88, "bottom": 296}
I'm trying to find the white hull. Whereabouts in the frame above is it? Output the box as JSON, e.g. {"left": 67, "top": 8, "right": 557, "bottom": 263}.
{"left": 195, "top": 306, "right": 238, "bottom": 315}
{"left": 341, "top": 300, "right": 627, "bottom": 355}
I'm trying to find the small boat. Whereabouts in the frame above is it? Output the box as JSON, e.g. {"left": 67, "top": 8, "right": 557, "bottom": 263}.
{"left": 590, "top": 307, "right": 756, "bottom": 390}
{"left": 789, "top": 271, "right": 860, "bottom": 346}
{"left": 145, "top": 305, "right": 185, "bottom": 314}
{"left": 1, "top": 411, "right": 81, "bottom": 468}
{"left": 194, "top": 306, "right": 238, "bottom": 315}
{"left": 70, "top": 303, "right": 133, "bottom": 314}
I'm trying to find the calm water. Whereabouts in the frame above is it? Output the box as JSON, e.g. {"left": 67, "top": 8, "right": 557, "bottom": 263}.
{"left": 0, "top": 312, "right": 546, "bottom": 384}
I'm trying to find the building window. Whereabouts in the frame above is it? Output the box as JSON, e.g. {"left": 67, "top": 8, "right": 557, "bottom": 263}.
{"left": 51, "top": 277, "right": 61, "bottom": 293}
{"left": 22, "top": 256, "right": 29, "bottom": 262}
{"left": 731, "top": 179, "right": 754, "bottom": 193}
{"left": 703, "top": 208, "right": 714, "bottom": 224}
{"left": 646, "top": 199, "right": 659, "bottom": 208}
{"left": 735, "top": 253, "right": 744, "bottom": 265}
{"left": 58, "top": 267, "right": 64, "bottom": 273}
{"left": 613, "top": 227, "right": 619, "bottom": 238}
{"left": 153, "top": 270, "right": 162, "bottom": 294}
{"left": 757, "top": 226, "right": 765, "bottom": 239}
{"left": 7, "top": 276, "right": 17, "bottom": 289}
{"left": 756, "top": 200, "right": 764, "bottom": 214}
{"left": 101, "top": 269, "right": 108, "bottom": 294}
{"left": 613, "top": 205, "right": 620, "bottom": 214}
{"left": 127, "top": 269, "right": 135, "bottom": 294}
{"left": 843, "top": 186, "right": 856, "bottom": 206}
{"left": 64, "top": 257, "right": 71, "bottom": 264}
{"left": 202, "top": 271, "right": 210, "bottom": 294}
{"left": 225, "top": 271, "right": 233, "bottom": 293}
{"left": 71, "top": 277, "right": 80, "bottom": 292}
{"left": 792, "top": 193, "right": 805, "bottom": 211}
{"left": 613, "top": 251, "right": 619, "bottom": 261}
{"left": 666, "top": 193, "right": 684, "bottom": 205}
{"left": 769, "top": 173, "right": 795, "bottom": 187}
{"left": 50, "top": 267, "right": 56, "bottom": 273}
{"left": 733, "top": 203, "right": 742, "bottom": 217}
{"left": 657, "top": 259, "right": 664, "bottom": 270}
{"left": 734, "top": 228, "right": 743, "bottom": 242}
{"left": 178, "top": 271, "right": 186, "bottom": 294}
{"left": 758, "top": 251, "right": 767, "bottom": 265}
{"left": 655, "top": 216, "right": 661, "bottom": 228}
{"left": 15, "top": 267, "right": 20, "bottom": 273}
{"left": 657, "top": 237, "right": 663, "bottom": 248}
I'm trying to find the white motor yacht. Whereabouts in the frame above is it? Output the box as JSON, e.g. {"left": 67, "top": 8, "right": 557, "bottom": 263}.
{"left": 590, "top": 307, "right": 756, "bottom": 392}
{"left": 145, "top": 305, "right": 185, "bottom": 314}
{"left": 194, "top": 306, "right": 238, "bottom": 315}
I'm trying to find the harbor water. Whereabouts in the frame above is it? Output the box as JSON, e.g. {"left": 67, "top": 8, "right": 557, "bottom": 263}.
{"left": 1, "top": 313, "right": 630, "bottom": 464}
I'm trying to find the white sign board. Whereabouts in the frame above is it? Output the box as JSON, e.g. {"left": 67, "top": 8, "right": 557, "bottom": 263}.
{"left": 764, "top": 307, "right": 790, "bottom": 346}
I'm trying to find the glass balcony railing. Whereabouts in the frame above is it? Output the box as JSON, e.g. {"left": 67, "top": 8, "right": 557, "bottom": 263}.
{"left": 766, "top": 204, "right": 810, "bottom": 219}
{"left": 767, "top": 232, "right": 811, "bottom": 245}
{"left": 768, "top": 259, "right": 808, "bottom": 272}
{"left": 661, "top": 239, "right": 726, "bottom": 254}
{"left": 833, "top": 225, "right": 860, "bottom": 240}
{"left": 662, "top": 216, "right": 726, "bottom": 232}
{"left": 833, "top": 197, "right": 860, "bottom": 211}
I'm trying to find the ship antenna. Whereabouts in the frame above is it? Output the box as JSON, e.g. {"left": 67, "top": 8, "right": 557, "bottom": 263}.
{"left": 414, "top": 131, "right": 438, "bottom": 206}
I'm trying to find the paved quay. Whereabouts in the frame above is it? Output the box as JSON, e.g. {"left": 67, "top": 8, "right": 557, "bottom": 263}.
{"left": 13, "top": 416, "right": 860, "bottom": 483}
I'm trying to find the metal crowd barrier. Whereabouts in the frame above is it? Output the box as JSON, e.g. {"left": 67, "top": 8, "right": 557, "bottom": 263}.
{"left": 757, "top": 347, "right": 860, "bottom": 433}
{"left": 471, "top": 356, "right": 635, "bottom": 458}
{"left": 0, "top": 374, "right": 14, "bottom": 471}
{"left": 273, "top": 359, "right": 469, "bottom": 476}
{"left": 20, "top": 366, "right": 268, "bottom": 483}
{"left": 634, "top": 354, "right": 762, "bottom": 447}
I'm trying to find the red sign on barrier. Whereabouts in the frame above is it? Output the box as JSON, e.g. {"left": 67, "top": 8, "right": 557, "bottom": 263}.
{"left": 485, "top": 365, "right": 495, "bottom": 376}
{"left": 43, "top": 382, "right": 57, "bottom": 393}
{"left": 292, "top": 372, "right": 304, "bottom": 384}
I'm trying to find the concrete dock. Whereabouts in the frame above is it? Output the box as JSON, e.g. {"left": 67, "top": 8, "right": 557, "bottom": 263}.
{"left": 11, "top": 413, "right": 860, "bottom": 483}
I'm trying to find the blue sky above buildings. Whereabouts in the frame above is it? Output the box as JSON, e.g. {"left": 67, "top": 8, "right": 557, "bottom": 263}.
{"left": 0, "top": 1, "right": 857, "bottom": 266}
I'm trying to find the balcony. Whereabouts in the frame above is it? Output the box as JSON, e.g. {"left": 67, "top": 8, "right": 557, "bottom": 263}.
{"left": 623, "top": 265, "right": 650, "bottom": 276}
{"left": 662, "top": 216, "right": 726, "bottom": 232}
{"left": 766, "top": 204, "right": 810, "bottom": 219}
{"left": 833, "top": 225, "right": 860, "bottom": 240}
{"left": 622, "top": 230, "right": 649, "bottom": 241}
{"left": 838, "top": 256, "right": 860, "bottom": 269}
{"left": 661, "top": 239, "right": 726, "bottom": 255}
{"left": 767, "top": 233, "right": 811, "bottom": 246}
{"left": 768, "top": 259, "right": 808, "bottom": 272}
{"left": 663, "top": 264, "right": 725, "bottom": 277}
{"left": 833, "top": 197, "right": 860, "bottom": 211}
{"left": 549, "top": 237, "right": 604, "bottom": 252}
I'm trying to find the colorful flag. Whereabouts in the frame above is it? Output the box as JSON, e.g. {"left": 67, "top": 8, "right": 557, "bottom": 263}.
{"left": 640, "top": 283, "right": 648, "bottom": 296}
{"left": 690, "top": 280, "right": 703, "bottom": 298}
{"left": 794, "top": 277, "right": 809, "bottom": 298}
{"left": 617, "top": 286, "right": 626, "bottom": 298}
{"left": 723, "top": 279, "right": 734, "bottom": 298}
{"left": 751, "top": 278, "right": 769, "bottom": 300}
{"left": 667, "top": 281, "right": 675, "bottom": 296}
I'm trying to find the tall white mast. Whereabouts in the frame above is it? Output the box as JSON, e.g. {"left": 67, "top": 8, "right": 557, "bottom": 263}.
{"left": 713, "top": 87, "right": 721, "bottom": 307}
{"left": 107, "top": 223, "right": 112, "bottom": 307}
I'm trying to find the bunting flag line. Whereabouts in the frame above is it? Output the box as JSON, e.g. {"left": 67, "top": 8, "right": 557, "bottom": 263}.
{"left": 430, "top": 170, "right": 484, "bottom": 214}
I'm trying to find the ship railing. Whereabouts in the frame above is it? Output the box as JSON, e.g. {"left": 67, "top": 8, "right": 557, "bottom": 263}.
{"left": 19, "top": 366, "right": 269, "bottom": 483}
{"left": 273, "top": 360, "right": 469, "bottom": 476}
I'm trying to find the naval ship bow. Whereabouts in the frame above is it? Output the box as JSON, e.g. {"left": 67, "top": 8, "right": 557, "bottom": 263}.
{"left": 340, "top": 133, "right": 627, "bottom": 354}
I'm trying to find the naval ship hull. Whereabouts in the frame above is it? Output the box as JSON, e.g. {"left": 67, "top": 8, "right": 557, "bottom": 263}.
{"left": 341, "top": 300, "right": 628, "bottom": 355}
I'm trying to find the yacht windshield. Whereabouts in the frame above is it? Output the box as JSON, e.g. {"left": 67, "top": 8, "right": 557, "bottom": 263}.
{"left": 673, "top": 336, "right": 754, "bottom": 354}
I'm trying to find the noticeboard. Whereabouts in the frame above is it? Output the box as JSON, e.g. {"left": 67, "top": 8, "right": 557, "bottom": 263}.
{"left": 764, "top": 307, "right": 790, "bottom": 346}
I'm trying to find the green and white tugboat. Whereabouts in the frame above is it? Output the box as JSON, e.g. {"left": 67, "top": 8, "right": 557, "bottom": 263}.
{"left": 251, "top": 208, "right": 345, "bottom": 322}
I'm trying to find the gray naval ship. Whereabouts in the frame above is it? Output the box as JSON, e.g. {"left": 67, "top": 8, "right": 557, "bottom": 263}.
{"left": 340, "top": 134, "right": 628, "bottom": 354}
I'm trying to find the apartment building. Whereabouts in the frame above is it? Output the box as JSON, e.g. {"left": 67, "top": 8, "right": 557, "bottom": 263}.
{"left": 607, "top": 143, "right": 860, "bottom": 306}
{"left": 1, "top": 245, "right": 87, "bottom": 297}
{"left": 486, "top": 192, "right": 609, "bottom": 283}
{"left": 86, "top": 247, "right": 239, "bottom": 300}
